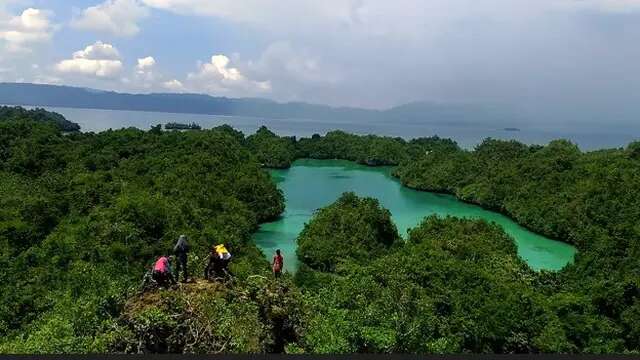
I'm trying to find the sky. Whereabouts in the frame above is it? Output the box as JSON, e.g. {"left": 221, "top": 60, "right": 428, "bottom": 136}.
{"left": 1, "top": 0, "right": 640, "bottom": 125}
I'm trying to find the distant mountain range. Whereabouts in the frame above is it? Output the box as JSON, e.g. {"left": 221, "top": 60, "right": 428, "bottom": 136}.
{"left": 0, "top": 83, "right": 517, "bottom": 126}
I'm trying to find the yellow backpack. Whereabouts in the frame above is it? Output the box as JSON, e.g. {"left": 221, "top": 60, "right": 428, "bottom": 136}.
{"left": 215, "top": 244, "right": 231, "bottom": 259}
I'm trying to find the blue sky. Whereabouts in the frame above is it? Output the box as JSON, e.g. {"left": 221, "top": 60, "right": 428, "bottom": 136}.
{"left": 1, "top": 0, "right": 640, "bottom": 121}
{"left": 43, "top": 1, "right": 270, "bottom": 75}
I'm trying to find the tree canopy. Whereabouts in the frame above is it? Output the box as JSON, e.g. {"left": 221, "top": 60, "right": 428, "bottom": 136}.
{"left": 0, "top": 113, "right": 290, "bottom": 353}
{"left": 2, "top": 109, "right": 640, "bottom": 354}
{"left": 0, "top": 106, "right": 80, "bottom": 132}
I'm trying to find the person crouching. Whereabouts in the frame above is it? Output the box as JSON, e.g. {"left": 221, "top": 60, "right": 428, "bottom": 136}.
{"left": 152, "top": 255, "right": 176, "bottom": 288}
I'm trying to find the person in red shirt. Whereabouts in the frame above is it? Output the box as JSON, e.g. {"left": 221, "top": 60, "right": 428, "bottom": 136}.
{"left": 272, "top": 249, "right": 284, "bottom": 279}
{"left": 152, "top": 255, "right": 176, "bottom": 288}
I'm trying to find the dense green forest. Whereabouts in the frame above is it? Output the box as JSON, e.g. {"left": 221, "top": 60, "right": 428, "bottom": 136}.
{"left": 295, "top": 193, "right": 585, "bottom": 353}
{"left": 248, "top": 128, "right": 458, "bottom": 167}
{"left": 0, "top": 110, "right": 295, "bottom": 352}
{"left": 230, "top": 122, "right": 640, "bottom": 353}
{"left": 0, "top": 106, "right": 80, "bottom": 132}
{"left": 1, "top": 107, "right": 639, "bottom": 354}
{"left": 246, "top": 126, "right": 298, "bottom": 168}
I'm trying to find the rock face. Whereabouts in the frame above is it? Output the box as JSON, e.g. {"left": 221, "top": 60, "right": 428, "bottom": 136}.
{"left": 107, "top": 278, "right": 305, "bottom": 354}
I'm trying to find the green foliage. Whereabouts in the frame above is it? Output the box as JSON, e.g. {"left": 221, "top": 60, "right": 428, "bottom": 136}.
{"left": 299, "top": 209, "right": 548, "bottom": 353}
{"left": 394, "top": 137, "right": 640, "bottom": 353}
{"left": 296, "top": 192, "right": 400, "bottom": 273}
{"left": 108, "top": 277, "right": 305, "bottom": 353}
{"left": 0, "top": 110, "right": 286, "bottom": 353}
{"left": 293, "top": 181, "right": 639, "bottom": 353}
{"left": 238, "top": 124, "right": 465, "bottom": 176}
{"left": 297, "top": 130, "right": 410, "bottom": 165}
{"left": 246, "top": 126, "right": 298, "bottom": 168}
{"left": 3, "top": 108, "right": 640, "bottom": 354}
{"left": 0, "top": 106, "right": 80, "bottom": 132}
{"left": 248, "top": 128, "right": 460, "bottom": 168}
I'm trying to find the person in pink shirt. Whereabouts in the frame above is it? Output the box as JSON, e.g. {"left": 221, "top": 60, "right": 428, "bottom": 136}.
{"left": 152, "top": 255, "right": 176, "bottom": 288}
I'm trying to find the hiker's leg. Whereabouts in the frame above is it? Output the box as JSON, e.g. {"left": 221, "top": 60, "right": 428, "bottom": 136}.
{"left": 182, "top": 258, "right": 188, "bottom": 282}
{"left": 152, "top": 271, "right": 163, "bottom": 287}
{"left": 204, "top": 258, "right": 212, "bottom": 279}
{"left": 141, "top": 272, "right": 151, "bottom": 290}
{"left": 175, "top": 259, "right": 183, "bottom": 280}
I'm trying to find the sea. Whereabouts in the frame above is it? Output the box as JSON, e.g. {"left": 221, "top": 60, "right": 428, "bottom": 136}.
{"left": 14, "top": 105, "right": 640, "bottom": 150}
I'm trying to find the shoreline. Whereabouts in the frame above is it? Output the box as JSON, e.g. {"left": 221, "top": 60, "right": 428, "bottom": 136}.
{"left": 7, "top": 104, "right": 637, "bottom": 151}
{"left": 254, "top": 158, "right": 577, "bottom": 273}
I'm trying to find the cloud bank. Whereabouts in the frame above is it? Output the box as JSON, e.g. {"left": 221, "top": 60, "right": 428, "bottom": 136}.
{"left": 55, "top": 41, "right": 123, "bottom": 78}
{"left": 0, "top": 8, "right": 56, "bottom": 53}
{"left": 71, "top": 0, "right": 149, "bottom": 37}
{"left": 3, "top": 0, "right": 640, "bottom": 125}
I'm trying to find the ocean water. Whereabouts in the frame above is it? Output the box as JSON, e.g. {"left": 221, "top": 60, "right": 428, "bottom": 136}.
{"left": 22, "top": 105, "right": 640, "bottom": 150}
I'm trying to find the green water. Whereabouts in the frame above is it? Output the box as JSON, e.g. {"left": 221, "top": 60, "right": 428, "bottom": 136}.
{"left": 253, "top": 159, "right": 577, "bottom": 273}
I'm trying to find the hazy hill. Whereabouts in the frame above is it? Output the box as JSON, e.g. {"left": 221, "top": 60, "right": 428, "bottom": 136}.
{"left": 0, "top": 82, "right": 516, "bottom": 126}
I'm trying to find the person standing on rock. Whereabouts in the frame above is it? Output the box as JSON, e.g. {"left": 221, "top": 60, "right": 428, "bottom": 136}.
{"left": 272, "top": 249, "right": 284, "bottom": 279}
{"left": 173, "top": 234, "right": 190, "bottom": 283}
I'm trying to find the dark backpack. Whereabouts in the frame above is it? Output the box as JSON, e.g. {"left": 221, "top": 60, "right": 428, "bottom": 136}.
{"left": 174, "top": 238, "right": 190, "bottom": 254}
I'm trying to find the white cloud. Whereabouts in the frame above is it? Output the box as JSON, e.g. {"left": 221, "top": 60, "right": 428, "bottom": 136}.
{"left": 55, "top": 41, "right": 123, "bottom": 78}
{"left": 56, "top": 58, "right": 123, "bottom": 78}
{"left": 74, "top": 41, "right": 121, "bottom": 60}
{"left": 2, "top": 0, "right": 640, "bottom": 122}
{"left": 0, "top": 8, "right": 56, "bottom": 52}
{"left": 138, "top": 0, "right": 640, "bottom": 47}
{"left": 133, "top": 56, "right": 156, "bottom": 88}
{"left": 163, "top": 79, "right": 184, "bottom": 91}
{"left": 140, "top": 0, "right": 640, "bottom": 110}
{"left": 136, "top": 56, "right": 156, "bottom": 72}
{"left": 71, "top": 0, "right": 149, "bottom": 37}
{"left": 200, "top": 55, "right": 243, "bottom": 81}
{"left": 184, "top": 54, "right": 271, "bottom": 95}
{"left": 249, "top": 42, "right": 340, "bottom": 86}
{"left": 139, "top": 0, "right": 362, "bottom": 35}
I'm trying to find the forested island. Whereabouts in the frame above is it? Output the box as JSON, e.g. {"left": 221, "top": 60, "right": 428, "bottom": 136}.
{"left": 0, "top": 106, "right": 80, "bottom": 132}
{"left": 164, "top": 122, "right": 202, "bottom": 130}
{"left": 1, "top": 108, "right": 639, "bottom": 354}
